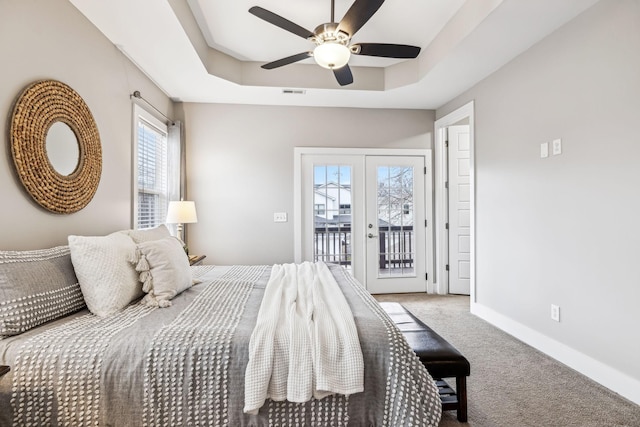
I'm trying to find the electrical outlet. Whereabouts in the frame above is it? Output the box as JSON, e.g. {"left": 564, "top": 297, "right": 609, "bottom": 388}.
{"left": 552, "top": 138, "right": 562, "bottom": 155}
{"left": 551, "top": 304, "right": 560, "bottom": 322}
{"left": 273, "top": 212, "right": 288, "bottom": 223}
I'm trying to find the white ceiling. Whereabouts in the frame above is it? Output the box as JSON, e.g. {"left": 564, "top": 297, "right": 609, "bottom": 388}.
{"left": 69, "top": 0, "right": 600, "bottom": 110}
{"left": 188, "top": 0, "right": 465, "bottom": 67}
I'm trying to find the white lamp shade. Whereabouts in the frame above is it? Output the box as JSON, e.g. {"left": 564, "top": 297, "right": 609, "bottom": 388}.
{"left": 313, "top": 43, "right": 351, "bottom": 69}
{"left": 166, "top": 201, "right": 198, "bottom": 224}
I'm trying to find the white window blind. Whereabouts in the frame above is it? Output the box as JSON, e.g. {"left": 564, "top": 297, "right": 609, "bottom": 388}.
{"left": 133, "top": 105, "right": 180, "bottom": 230}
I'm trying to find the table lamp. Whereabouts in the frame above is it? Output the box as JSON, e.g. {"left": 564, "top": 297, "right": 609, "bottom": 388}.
{"left": 166, "top": 200, "right": 198, "bottom": 243}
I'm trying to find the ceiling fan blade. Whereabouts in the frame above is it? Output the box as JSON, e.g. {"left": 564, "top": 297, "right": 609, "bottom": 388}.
{"left": 249, "top": 6, "right": 315, "bottom": 39}
{"left": 351, "top": 43, "right": 421, "bottom": 58}
{"left": 261, "top": 52, "right": 313, "bottom": 70}
{"left": 333, "top": 65, "right": 354, "bottom": 86}
{"left": 336, "top": 0, "right": 385, "bottom": 37}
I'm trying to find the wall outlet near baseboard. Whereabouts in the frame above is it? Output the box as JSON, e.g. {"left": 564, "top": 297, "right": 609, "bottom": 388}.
{"left": 551, "top": 304, "right": 560, "bottom": 322}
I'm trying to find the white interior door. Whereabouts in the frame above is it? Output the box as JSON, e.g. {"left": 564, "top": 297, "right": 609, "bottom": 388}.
{"left": 365, "top": 156, "right": 427, "bottom": 294}
{"left": 447, "top": 125, "right": 471, "bottom": 295}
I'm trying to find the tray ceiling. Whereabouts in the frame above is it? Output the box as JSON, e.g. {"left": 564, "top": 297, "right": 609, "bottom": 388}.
{"left": 69, "top": 0, "right": 600, "bottom": 109}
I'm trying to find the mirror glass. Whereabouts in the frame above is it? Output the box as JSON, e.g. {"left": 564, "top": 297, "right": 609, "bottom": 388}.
{"left": 46, "top": 122, "right": 80, "bottom": 175}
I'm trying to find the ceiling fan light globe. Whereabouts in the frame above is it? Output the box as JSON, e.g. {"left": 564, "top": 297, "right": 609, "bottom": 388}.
{"left": 313, "top": 43, "right": 351, "bottom": 69}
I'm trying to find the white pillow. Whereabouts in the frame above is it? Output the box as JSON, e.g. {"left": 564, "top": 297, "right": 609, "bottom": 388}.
{"left": 134, "top": 236, "right": 193, "bottom": 308}
{"left": 68, "top": 232, "right": 142, "bottom": 317}
{"left": 127, "top": 224, "right": 172, "bottom": 244}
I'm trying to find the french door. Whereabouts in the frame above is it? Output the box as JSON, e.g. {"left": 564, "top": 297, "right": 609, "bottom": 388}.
{"left": 298, "top": 150, "right": 432, "bottom": 294}
{"left": 365, "top": 156, "right": 427, "bottom": 293}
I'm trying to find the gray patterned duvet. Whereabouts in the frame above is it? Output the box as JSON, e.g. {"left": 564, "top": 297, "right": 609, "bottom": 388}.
{"left": 0, "top": 265, "right": 441, "bottom": 426}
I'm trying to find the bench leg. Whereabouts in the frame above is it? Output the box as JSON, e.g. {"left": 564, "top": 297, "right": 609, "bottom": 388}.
{"left": 455, "top": 376, "right": 468, "bottom": 422}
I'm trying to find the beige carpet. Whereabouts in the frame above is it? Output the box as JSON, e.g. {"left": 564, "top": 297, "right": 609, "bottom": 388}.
{"left": 374, "top": 293, "right": 640, "bottom": 427}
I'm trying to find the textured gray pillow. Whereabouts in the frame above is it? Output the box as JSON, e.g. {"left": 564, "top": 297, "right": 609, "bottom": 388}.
{"left": 0, "top": 246, "right": 86, "bottom": 336}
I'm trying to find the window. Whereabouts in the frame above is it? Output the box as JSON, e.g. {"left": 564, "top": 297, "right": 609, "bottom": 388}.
{"left": 339, "top": 204, "right": 351, "bottom": 214}
{"left": 133, "top": 105, "right": 180, "bottom": 229}
{"left": 314, "top": 204, "right": 326, "bottom": 216}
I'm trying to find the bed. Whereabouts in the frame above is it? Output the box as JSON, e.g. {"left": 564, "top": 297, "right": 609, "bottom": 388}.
{"left": 0, "top": 228, "right": 442, "bottom": 426}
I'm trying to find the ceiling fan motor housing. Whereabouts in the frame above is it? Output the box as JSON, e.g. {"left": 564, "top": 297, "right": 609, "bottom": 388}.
{"left": 312, "top": 23, "right": 350, "bottom": 45}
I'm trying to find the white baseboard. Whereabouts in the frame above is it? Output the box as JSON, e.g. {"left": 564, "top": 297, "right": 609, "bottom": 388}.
{"left": 470, "top": 302, "right": 640, "bottom": 406}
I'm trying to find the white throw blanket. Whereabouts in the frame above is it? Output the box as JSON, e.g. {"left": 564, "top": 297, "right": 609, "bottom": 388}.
{"left": 244, "top": 262, "right": 364, "bottom": 414}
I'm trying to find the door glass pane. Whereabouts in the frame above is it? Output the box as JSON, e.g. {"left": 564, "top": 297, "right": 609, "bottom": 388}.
{"left": 313, "top": 164, "right": 352, "bottom": 271}
{"left": 377, "top": 165, "right": 415, "bottom": 277}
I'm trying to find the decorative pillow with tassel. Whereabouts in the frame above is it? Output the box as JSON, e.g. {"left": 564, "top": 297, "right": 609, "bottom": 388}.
{"left": 127, "top": 224, "right": 171, "bottom": 244}
{"left": 132, "top": 236, "right": 194, "bottom": 307}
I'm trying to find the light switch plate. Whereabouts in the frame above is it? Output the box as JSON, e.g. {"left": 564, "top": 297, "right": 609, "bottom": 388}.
{"left": 273, "top": 212, "right": 288, "bottom": 223}
{"left": 552, "top": 139, "right": 562, "bottom": 155}
{"left": 540, "top": 142, "right": 549, "bottom": 158}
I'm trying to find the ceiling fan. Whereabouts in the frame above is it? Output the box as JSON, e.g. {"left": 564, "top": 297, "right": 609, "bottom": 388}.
{"left": 249, "top": 0, "right": 421, "bottom": 86}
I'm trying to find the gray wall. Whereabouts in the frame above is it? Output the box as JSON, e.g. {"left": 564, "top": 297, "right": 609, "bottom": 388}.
{"left": 184, "top": 103, "right": 434, "bottom": 265}
{"left": 0, "top": 0, "right": 173, "bottom": 250}
{"left": 438, "top": 0, "right": 640, "bottom": 389}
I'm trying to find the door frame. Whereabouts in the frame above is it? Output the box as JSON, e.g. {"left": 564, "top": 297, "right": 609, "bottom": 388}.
{"left": 294, "top": 147, "right": 434, "bottom": 292}
{"left": 434, "top": 101, "right": 475, "bottom": 299}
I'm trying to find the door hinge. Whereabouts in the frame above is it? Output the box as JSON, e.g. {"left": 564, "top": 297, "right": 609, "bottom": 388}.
{"left": 445, "top": 264, "right": 449, "bottom": 271}
{"left": 425, "top": 273, "right": 428, "bottom": 281}
{"left": 445, "top": 140, "right": 449, "bottom": 148}
{"left": 445, "top": 181, "right": 449, "bottom": 189}
{"left": 445, "top": 222, "right": 449, "bottom": 230}
{"left": 425, "top": 219, "right": 428, "bottom": 227}
{"left": 424, "top": 166, "right": 427, "bottom": 174}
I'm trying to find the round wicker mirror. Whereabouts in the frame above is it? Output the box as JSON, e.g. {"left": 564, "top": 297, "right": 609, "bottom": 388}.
{"left": 10, "top": 80, "right": 102, "bottom": 214}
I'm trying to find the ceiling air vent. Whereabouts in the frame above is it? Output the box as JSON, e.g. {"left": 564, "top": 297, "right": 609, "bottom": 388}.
{"left": 282, "top": 89, "right": 306, "bottom": 95}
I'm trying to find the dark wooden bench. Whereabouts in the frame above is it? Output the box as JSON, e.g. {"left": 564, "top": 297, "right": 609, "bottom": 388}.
{"left": 380, "top": 302, "right": 470, "bottom": 422}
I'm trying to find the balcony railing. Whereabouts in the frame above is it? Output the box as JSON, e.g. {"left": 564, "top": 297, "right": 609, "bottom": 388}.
{"left": 314, "top": 225, "right": 414, "bottom": 269}
{"left": 314, "top": 226, "right": 352, "bottom": 266}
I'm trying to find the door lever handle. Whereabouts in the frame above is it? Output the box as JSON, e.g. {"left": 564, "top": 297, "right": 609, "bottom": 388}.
{"left": 368, "top": 233, "right": 378, "bottom": 238}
